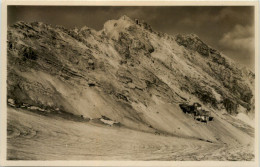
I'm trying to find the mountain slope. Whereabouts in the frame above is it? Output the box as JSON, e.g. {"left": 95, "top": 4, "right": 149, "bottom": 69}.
{"left": 6, "top": 15, "right": 255, "bottom": 160}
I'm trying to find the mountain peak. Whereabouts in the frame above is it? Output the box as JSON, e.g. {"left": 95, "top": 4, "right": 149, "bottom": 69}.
{"left": 102, "top": 15, "right": 136, "bottom": 39}
{"left": 119, "top": 15, "right": 133, "bottom": 22}
{"left": 175, "top": 33, "right": 210, "bottom": 57}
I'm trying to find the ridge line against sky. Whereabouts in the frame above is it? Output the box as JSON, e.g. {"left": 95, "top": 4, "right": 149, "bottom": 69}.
{"left": 7, "top": 6, "right": 255, "bottom": 70}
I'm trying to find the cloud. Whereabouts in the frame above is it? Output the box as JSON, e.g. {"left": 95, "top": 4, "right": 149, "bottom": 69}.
{"left": 219, "top": 24, "right": 254, "bottom": 52}
{"left": 213, "top": 7, "right": 254, "bottom": 25}
{"left": 218, "top": 24, "right": 254, "bottom": 69}
{"left": 213, "top": 7, "right": 241, "bottom": 22}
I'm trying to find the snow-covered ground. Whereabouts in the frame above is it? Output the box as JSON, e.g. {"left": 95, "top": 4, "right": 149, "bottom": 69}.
{"left": 7, "top": 107, "right": 254, "bottom": 160}
{"left": 235, "top": 113, "right": 255, "bottom": 128}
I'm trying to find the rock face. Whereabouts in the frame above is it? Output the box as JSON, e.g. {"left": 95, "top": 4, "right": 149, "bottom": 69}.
{"left": 7, "top": 16, "right": 254, "bottom": 136}
{"left": 174, "top": 33, "right": 254, "bottom": 114}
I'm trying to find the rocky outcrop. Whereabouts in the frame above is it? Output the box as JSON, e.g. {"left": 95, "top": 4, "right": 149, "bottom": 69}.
{"left": 175, "top": 33, "right": 254, "bottom": 114}
{"left": 175, "top": 34, "right": 210, "bottom": 57}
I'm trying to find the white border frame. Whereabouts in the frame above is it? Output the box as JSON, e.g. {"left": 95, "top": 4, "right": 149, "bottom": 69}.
{"left": 0, "top": 1, "right": 259, "bottom": 166}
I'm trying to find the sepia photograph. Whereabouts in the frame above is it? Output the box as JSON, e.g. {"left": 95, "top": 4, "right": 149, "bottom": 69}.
{"left": 0, "top": 1, "right": 259, "bottom": 166}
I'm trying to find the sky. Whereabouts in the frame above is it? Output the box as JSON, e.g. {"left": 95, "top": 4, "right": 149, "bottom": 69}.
{"left": 8, "top": 6, "right": 255, "bottom": 70}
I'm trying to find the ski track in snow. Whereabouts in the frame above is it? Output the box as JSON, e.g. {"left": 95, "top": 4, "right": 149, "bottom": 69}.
{"left": 7, "top": 107, "right": 254, "bottom": 161}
